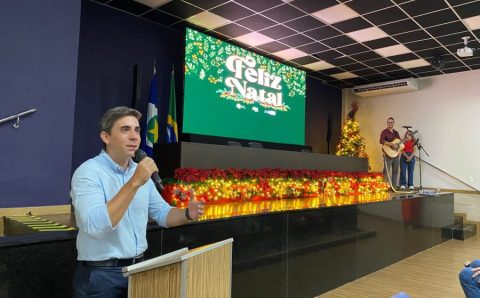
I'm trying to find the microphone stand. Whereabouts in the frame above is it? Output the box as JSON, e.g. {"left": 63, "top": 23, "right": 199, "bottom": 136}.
{"left": 414, "top": 139, "right": 429, "bottom": 190}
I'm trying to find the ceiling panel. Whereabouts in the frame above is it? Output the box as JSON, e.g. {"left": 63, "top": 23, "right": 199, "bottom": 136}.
{"left": 94, "top": 0, "right": 480, "bottom": 88}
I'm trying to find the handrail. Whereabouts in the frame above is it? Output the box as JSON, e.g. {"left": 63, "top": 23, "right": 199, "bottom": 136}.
{"left": 0, "top": 108, "right": 37, "bottom": 128}
{"left": 416, "top": 156, "right": 480, "bottom": 193}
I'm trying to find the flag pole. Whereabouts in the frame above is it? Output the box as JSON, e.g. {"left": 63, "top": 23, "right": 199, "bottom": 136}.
{"left": 166, "top": 65, "right": 178, "bottom": 143}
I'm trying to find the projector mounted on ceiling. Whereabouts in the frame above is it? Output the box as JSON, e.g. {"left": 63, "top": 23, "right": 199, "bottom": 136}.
{"left": 457, "top": 36, "right": 475, "bottom": 58}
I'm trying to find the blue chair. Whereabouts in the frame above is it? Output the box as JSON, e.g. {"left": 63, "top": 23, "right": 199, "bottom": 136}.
{"left": 391, "top": 292, "right": 411, "bottom": 298}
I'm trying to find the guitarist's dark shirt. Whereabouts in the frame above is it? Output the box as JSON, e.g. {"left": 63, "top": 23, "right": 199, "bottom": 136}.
{"left": 379, "top": 129, "right": 400, "bottom": 144}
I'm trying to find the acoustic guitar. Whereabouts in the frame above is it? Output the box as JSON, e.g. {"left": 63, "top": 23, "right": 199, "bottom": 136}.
{"left": 382, "top": 130, "right": 418, "bottom": 158}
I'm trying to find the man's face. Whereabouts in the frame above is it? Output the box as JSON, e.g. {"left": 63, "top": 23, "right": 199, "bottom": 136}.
{"left": 387, "top": 119, "right": 394, "bottom": 129}
{"left": 101, "top": 115, "right": 140, "bottom": 160}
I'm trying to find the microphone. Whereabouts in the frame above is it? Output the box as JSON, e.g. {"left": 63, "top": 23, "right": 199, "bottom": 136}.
{"left": 134, "top": 149, "right": 164, "bottom": 192}
{"left": 402, "top": 125, "right": 412, "bottom": 129}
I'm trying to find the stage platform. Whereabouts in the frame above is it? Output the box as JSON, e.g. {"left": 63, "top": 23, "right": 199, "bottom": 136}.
{"left": 154, "top": 142, "right": 369, "bottom": 177}
{"left": 0, "top": 192, "right": 454, "bottom": 297}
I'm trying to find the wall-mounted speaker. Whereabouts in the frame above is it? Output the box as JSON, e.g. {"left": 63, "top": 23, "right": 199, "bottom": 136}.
{"left": 430, "top": 54, "right": 445, "bottom": 70}
{"left": 131, "top": 64, "right": 141, "bottom": 109}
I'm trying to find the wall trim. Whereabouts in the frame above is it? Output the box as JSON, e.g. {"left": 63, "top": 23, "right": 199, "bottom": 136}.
{"left": 426, "top": 188, "right": 480, "bottom": 195}
{"left": 0, "top": 204, "right": 71, "bottom": 217}
{"left": 0, "top": 205, "right": 71, "bottom": 236}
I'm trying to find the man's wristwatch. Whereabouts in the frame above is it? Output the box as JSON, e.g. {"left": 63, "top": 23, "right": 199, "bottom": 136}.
{"left": 185, "top": 208, "right": 193, "bottom": 221}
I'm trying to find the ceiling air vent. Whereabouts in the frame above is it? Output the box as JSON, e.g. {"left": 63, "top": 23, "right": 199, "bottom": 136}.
{"left": 352, "top": 78, "right": 419, "bottom": 97}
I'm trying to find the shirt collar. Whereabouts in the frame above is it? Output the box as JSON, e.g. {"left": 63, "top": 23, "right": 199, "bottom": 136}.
{"left": 99, "top": 150, "right": 134, "bottom": 173}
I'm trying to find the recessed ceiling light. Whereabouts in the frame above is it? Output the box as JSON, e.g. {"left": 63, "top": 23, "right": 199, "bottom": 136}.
{"left": 330, "top": 72, "right": 358, "bottom": 80}
{"left": 347, "top": 27, "right": 389, "bottom": 43}
{"left": 375, "top": 44, "right": 411, "bottom": 57}
{"left": 235, "top": 32, "right": 274, "bottom": 47}
{"left": 397, "top": 59, "right": 430, "bottom": 69}
{"left": 187, "top": 11, "right": 230, "bottom": 30}
{"left": 303, "top": 61, "right": 335, "bottom": 71}
{"left": 134, "top": 0, "right": 171, "bottom": 8}
{"left": 273, "top": 48, "right": 308, "bottom": 60}
{"left": 311, "top": 4, "right": 359, "bottom": 24}
{"left": 463, "top": 15, "right": 480, "bottom": 30}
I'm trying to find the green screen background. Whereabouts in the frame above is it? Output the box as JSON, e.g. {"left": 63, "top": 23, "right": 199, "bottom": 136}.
{"left": 183, "top": 28, "right": 306, "bottom": 145}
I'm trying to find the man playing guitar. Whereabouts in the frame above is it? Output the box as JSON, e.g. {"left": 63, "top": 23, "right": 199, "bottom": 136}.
{"left": 379, "top": 117, "right": 401, "bottom": 189}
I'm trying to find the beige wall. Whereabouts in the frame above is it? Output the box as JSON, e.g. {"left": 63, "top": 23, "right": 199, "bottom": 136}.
{"left": 342, "top": 69, "right": 480, "bottom": 220}
{"left": 456, "top": 193, "right": 480, "bottom": 221}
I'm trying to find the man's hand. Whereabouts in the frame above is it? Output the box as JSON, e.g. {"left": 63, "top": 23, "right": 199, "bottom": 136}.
{"left": 131, "top": 157, "right": 158, "bottom": 187}
{"left": 107, "top": 157, "right": 158, "bottom": 227}
{"left": 187, "top": 199, "right": 206, "bottom": 220}
{"left": 472, "top": 267, "right": 480, "bottom": 279}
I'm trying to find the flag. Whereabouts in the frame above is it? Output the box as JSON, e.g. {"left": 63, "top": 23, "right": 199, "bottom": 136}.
{"left": 166, "top": 69, "right": 178, "bottom": 143}
{"left": 144, "top": 65, "right": 159, "bottom": 156}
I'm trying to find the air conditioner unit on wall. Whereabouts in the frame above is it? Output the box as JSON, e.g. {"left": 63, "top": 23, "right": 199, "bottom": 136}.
{"left": 352, "top": 78, "right": 419, "bottom": 97}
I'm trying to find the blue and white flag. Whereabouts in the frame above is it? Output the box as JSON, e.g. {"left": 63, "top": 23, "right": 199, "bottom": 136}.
{"left": 144, "top": 65, "right": 159, "bottom": 156}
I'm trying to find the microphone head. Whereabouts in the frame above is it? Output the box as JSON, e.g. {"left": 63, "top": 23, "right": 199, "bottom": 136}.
{"left": 134, "top": 149, "right": 147, "bottom": 162}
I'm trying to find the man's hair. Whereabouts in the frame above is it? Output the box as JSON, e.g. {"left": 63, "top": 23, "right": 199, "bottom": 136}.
{"left": 100, "top": 106, "right": 142, "bottom": 149}
{"left": 387, "top": 117, "right": 395, "bottom": 122}
{"left": 100, "top": 106, "right": 142, "bottom": 134}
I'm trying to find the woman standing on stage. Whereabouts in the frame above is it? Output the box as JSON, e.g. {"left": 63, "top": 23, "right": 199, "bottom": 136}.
{"left": 399, "top": 131, "right": 416, "bottom": 190}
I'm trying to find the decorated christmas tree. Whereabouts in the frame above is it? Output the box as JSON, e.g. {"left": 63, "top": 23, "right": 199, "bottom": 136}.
{"left": 336, "top": 102, "right": 368, "bottom": 158}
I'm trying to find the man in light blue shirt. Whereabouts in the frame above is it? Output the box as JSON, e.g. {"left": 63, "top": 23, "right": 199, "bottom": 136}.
{"left": 71, "top": 106, "right": 204, "bottom": 298}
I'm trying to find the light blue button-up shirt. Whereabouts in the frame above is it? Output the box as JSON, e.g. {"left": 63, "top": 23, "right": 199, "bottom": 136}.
{"left": 71, "top": 150, "right": 172, "bottom": 261}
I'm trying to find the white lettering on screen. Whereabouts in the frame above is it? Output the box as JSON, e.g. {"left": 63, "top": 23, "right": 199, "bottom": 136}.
{"left": 225, "top": 55, "right": 283, "bottom": 107}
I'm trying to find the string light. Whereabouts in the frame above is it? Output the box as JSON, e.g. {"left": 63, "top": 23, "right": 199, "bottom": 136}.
{"left": 163, "top": 171, "right": 389, "bottom": 207}
{"left": 336, "top": 118, "right": 368, "bottom": 159}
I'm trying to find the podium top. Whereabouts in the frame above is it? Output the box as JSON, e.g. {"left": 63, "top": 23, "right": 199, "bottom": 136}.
{"left": 122, "top": 238, "right": 233, "bottom": 277}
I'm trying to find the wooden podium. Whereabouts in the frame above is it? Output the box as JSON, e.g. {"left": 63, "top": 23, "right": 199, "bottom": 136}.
{"left": 123, "top": 238, "right": 234, "bottom": 298}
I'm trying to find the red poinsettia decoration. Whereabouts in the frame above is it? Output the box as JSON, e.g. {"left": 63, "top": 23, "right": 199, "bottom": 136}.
{"left": 162, "top": 168, "right": 389, "bottom": 206}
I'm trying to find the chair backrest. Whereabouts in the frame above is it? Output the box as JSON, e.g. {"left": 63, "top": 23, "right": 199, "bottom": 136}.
{"left": 248, "top": 142, "right": 263, "bottom": 148}
{"left": 227, "top": 141, "right": 241, "bottom": 147}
